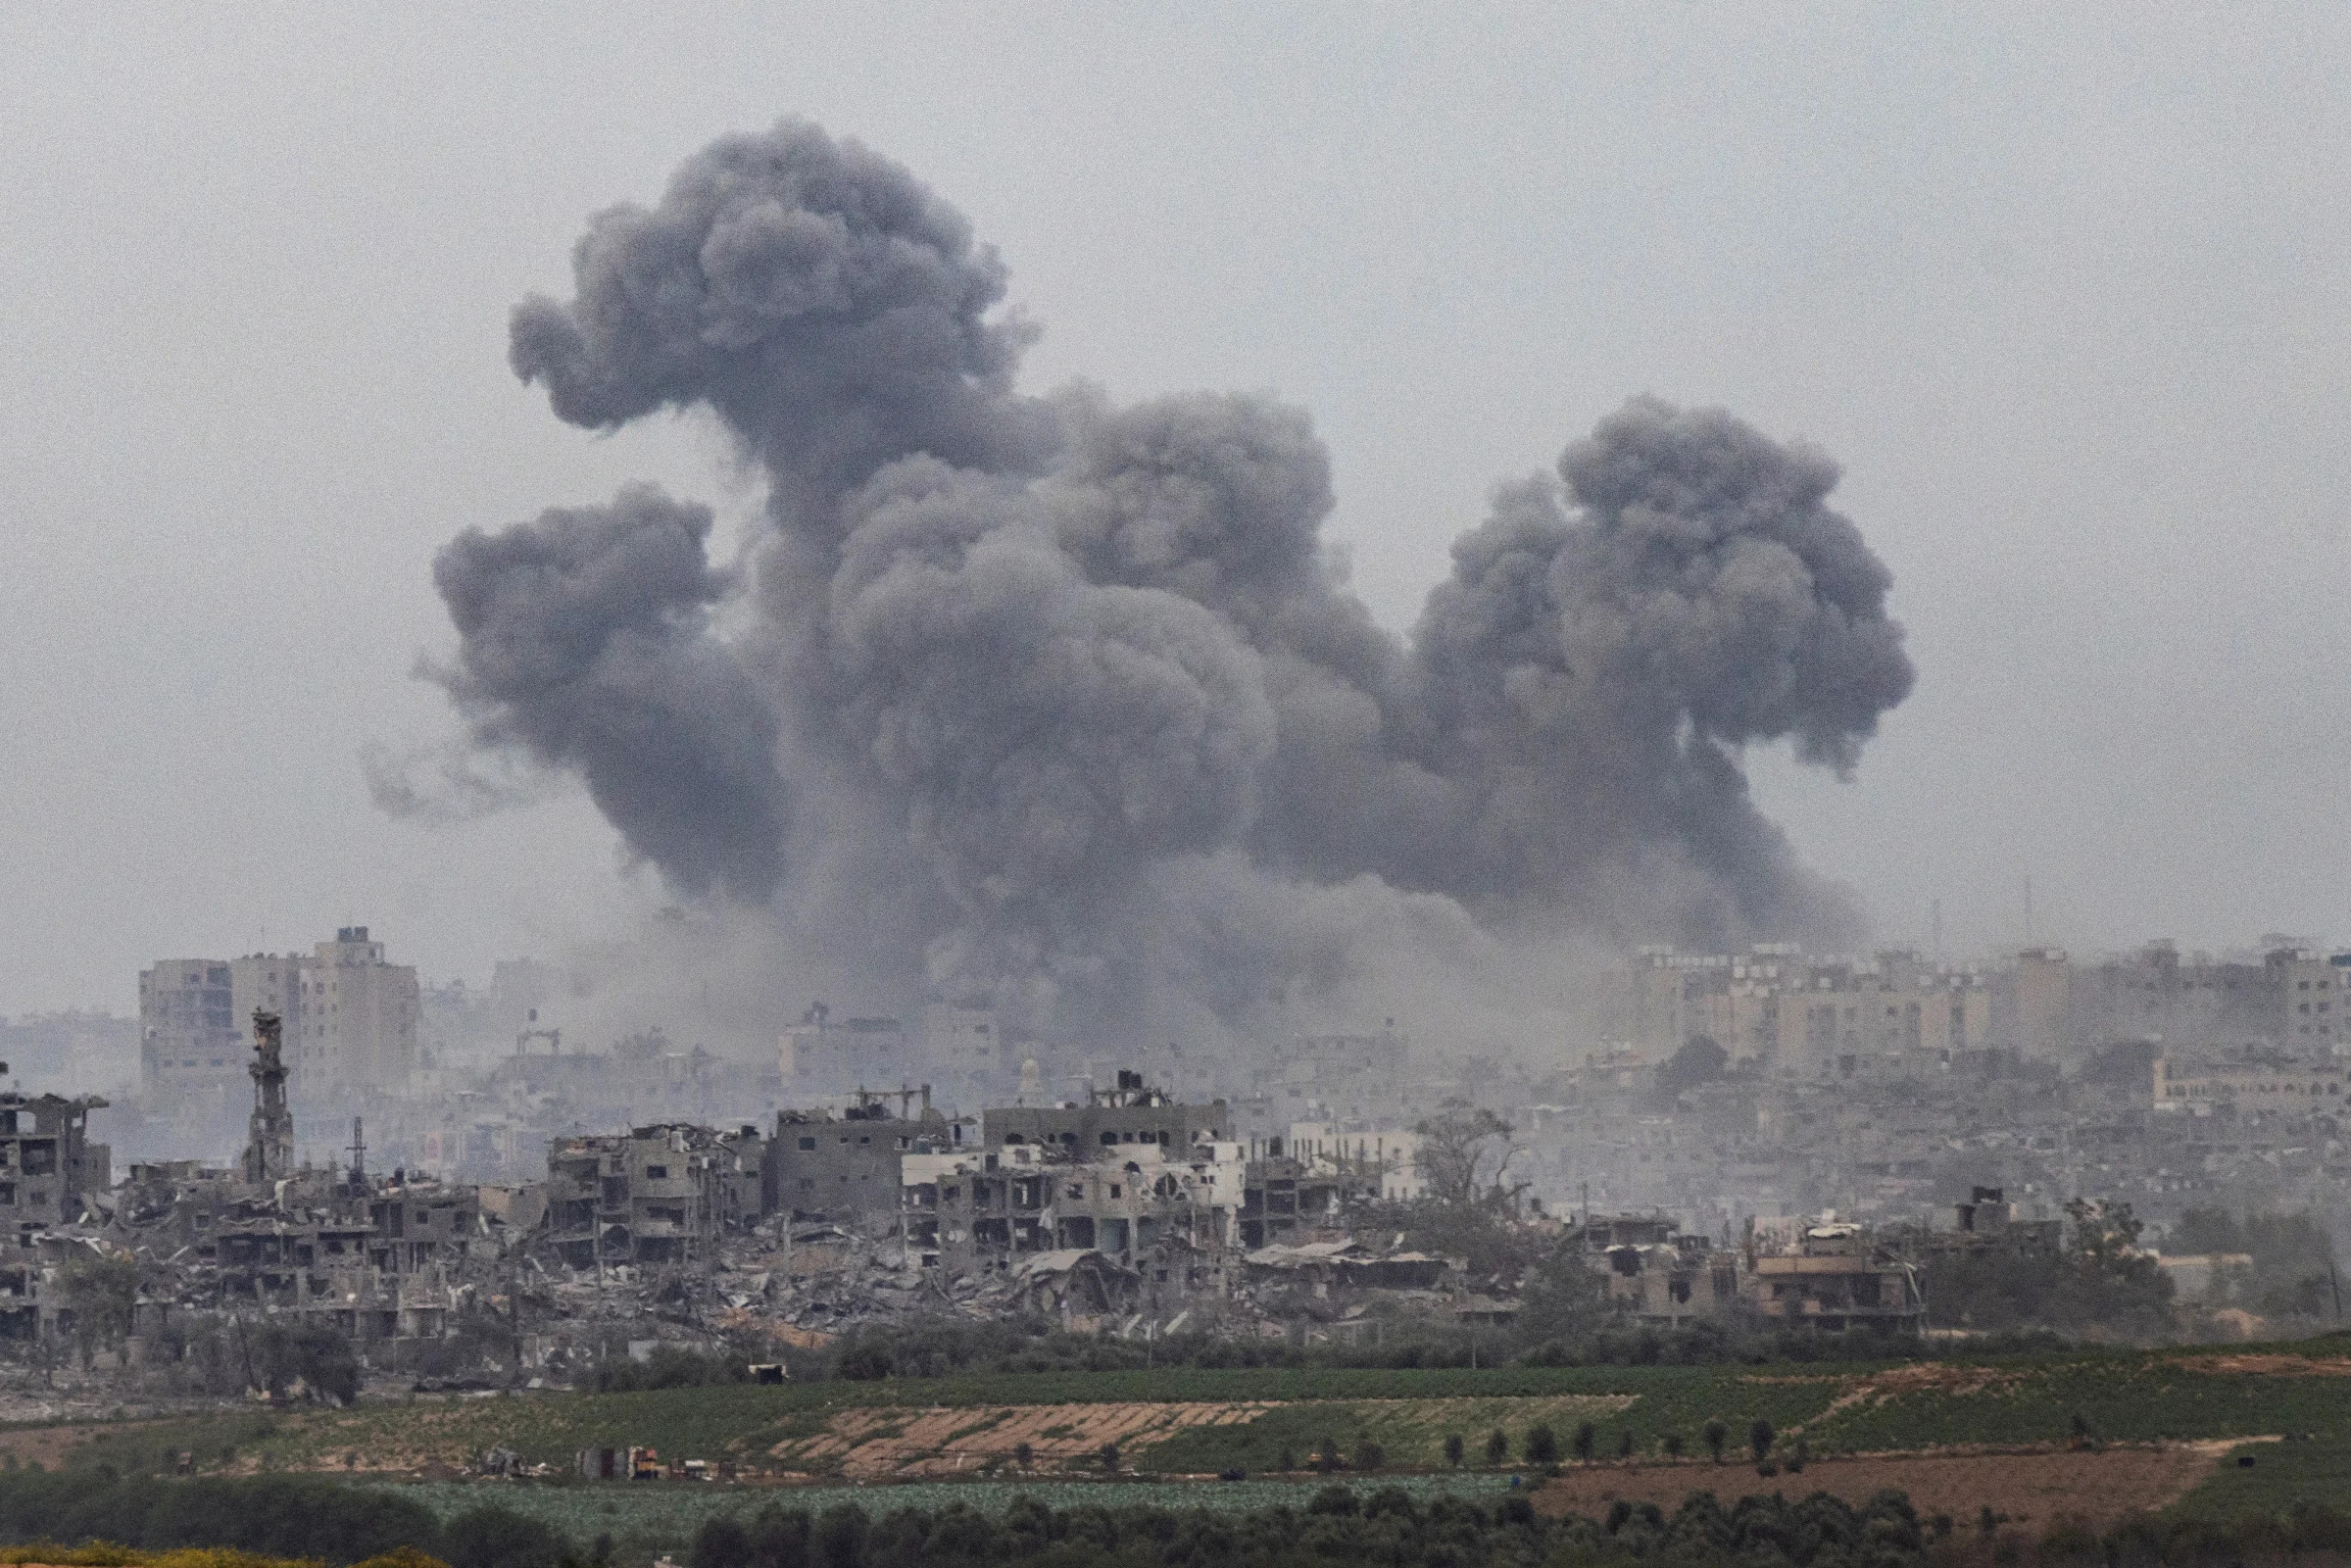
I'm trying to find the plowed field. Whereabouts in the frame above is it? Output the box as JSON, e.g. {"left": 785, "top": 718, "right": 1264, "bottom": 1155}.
{"left": 771, "top": 1401, "right": 1280, "bottom": 1478}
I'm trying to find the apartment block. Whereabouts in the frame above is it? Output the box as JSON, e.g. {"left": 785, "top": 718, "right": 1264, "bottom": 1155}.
{"left": 138, "top": 959, "right": 241, "bottom": 1103}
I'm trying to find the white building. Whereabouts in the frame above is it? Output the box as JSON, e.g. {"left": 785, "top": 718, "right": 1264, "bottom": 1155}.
{"left": 1288, "top": 1121, "right": 1426, "bottom": 1200}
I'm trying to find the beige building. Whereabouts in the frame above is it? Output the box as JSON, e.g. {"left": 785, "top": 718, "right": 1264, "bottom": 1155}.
{"left": 299, "top": 927, "right": 419, "bottom": 1096}
{"left": 138, "top": 959, "right": 241, "bottom": 1104}
{"left": 146, "top": 929, "right": 417, "bottom": 1106}
{"left": 1622, "top": 947, "right": 1989, "bottom": 1075}
{"left": 1288, "top": 1122, "right": 1426, "bottom": 1200}
{"left": 2153, "top": 1052, "right": 2349, "bottom": 1112}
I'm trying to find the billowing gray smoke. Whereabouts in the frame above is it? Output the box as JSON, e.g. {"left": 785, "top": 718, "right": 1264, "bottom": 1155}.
{"left": 427, "top": 484, "right": 787, "bottom": 902}
{"left": 423, "top": 117, "right": 1914, "bottom": 1032}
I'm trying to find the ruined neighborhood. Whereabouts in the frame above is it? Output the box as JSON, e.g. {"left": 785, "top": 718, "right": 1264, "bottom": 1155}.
{"left": 0, "top": 921, "right": 2337, "bottom": 1419}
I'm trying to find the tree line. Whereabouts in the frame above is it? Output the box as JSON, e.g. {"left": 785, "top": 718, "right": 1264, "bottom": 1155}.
{"left": 6, "top": 1469, "right": 2351, "bottom": 1568}
{"left": 0, "top": 1472, "right": 569, "bottom": 1568}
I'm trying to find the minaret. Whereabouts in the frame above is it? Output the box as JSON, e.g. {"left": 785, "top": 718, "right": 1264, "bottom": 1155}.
{"left": 244, "top": 1008, "right": 294, "bottom": 1185}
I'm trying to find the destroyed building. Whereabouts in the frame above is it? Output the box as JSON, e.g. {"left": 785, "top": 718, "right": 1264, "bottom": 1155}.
{"left": 0, "top": 1089, "right": 110, "bottom": 1234}
{"left": 984, "top": 1071, "right": 1228, "bottom": 1152}
{"left": 769, "top": 1088, "right": 959, "bottom": 1221}
{"left": 1743, "top": 1215, "right": 1925, "bottom": 1331}
{"left": 544, "top": 1123, "right": 766, "bottom": 1267}
{"left": 1568, "top": 1212, "right": 1742, "bottom": 1323}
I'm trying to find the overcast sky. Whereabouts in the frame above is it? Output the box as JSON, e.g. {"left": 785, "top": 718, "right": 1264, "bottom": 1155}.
{"left": 4, "top": 4, "right": 2348, "bottom": 1015}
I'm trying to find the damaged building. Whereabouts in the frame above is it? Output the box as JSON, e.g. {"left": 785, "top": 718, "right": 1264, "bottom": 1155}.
{"left": 543, "top": 1123, "right": 766, "bottom": 1268}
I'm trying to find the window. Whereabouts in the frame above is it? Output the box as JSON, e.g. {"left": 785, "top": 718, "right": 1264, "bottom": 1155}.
{"left": 646, "top": 1165, "right": 668, "bottom": 1179}
{"left": 1100, "top": 1132, "right": 1118, "bottom": 1146}
{"left": 799, "top": 1137, "right": 816, "bottom": 1151}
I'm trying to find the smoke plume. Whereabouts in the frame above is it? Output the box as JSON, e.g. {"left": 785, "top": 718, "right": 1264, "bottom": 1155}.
{"left": 426, "top": 484, "right": 787, "bottom": 902}
{"left": 423, "top": 117, "right": 1914, "bottom": 1034}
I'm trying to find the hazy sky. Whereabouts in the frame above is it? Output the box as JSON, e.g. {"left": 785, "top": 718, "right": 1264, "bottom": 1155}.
{"left": 5, "top": 5, "right": 2348, "bottom": 1015}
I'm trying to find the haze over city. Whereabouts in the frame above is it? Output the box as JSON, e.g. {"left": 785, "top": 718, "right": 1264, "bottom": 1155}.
{"left": 9, "top": 12, "right": 2351, "bottom": 1557}
{"left": 7, "top": 5, "right": 2351, "bottom": 1021}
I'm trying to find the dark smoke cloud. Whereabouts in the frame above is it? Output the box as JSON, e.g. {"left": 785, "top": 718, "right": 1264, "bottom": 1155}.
{"left": 422, "top": 118, "right": 1914, "bottom": 1031}
{"left": 510, "top": 118, "right": 1055, "bottom": 517}
{"left": 427, "top": 484, "right": 787, "bottom": 902}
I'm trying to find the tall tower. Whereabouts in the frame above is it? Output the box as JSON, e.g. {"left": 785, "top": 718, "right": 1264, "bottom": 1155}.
{"left": 244, "top": 1009, "right": 293, "bottom": 1185}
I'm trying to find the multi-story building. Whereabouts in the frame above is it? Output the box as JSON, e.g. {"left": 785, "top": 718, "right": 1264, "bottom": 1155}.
{"left": 144, "top": 929, "right": 420, "bottom": 1108}
{"left": 1619, "top": 948, "right": 1989, "bottom": 1076}
{"left": 920, "top": 1004, "right": 1003, "bottom": 1080}
{"left": 138, "top": 959, "right": 241, "bottom": 1104}
{"left": 2153, "top": 1050, "right": 2350, "bottom": 1113}
{"left": 1743, "top": 1216, "right": 1925, "bottom": 1332}
{"left": 983, "top": 1072, "right": 1229, "bottom": 1152}
{"left": 1287, "top": 1122, "right": 1426, "bottom": 1200}
{"left": 0, "top": 1091, "right": 111, "bottom": 1233}
{"left": 767, "top": 1091, "right": 963, "bottom": 1220}
{"left": 779, "top": 1005, "right": 908, "bottom": 1090}
{"left": 1570, "top": 1212, "right": 1743, "bottom": 1322}
{"left": 297, "top": 928, "right": 420, "bottom": 1098}
{"left": 543, "top": 1123, "right": 766, "bottom": 1268}
{"left": 901, "top": 1136, "right": 1285, "bottom": 1287}
{"left": 1983, "top": 940, "right": 2348, "bottom": 1060}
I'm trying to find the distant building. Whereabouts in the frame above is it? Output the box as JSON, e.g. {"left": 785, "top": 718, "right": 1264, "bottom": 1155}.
{"left": 920, "top": 1004, "right": 1002, "bottom": 1078}
{"left": 2153, "top": 1050, "right": 2349, "bottom": 1112}
{"left": 297, "top": 928, "right": 419, "bottom": 1098}
{"left": 779, "top": 1005, "right": 908, "bottom": 1089}
{"left": 1619, "top": 947, "right": 1989, "bottom": 1075}
{"left": 138, "top": 959, "right": 241, "bottom": 1105}
{"left": 145, "top": 929, "right": 419, "bottom": 1108}
{"left": 1744, "top": 1216, "right": 1924, "bottom": 1332}
{"left": 983, "top": 1072, "right": 1228, "bottom": 1153}
{"left": 1288, "top": 1121, "right": 1426, "bottom": 1200}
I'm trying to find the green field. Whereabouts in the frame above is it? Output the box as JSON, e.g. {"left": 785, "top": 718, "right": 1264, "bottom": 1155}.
{"left": 38, "top": 1339, "right": 2351, "bottom": 1492}
{"left": 2167, "top": 1436, "right": 2351, "bottom": 1521}
{"left": 51, "top": 1363, "right": 1875, "bottom": 1477}
{"left": 368, "top": 1470, "right": 1523, "bottom": 1556}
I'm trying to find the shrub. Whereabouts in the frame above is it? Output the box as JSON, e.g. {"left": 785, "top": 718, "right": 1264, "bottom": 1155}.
{"left": 1484, "top": 1428, "right": 1509, "bottom": 1466}
{"left": 1749, "top": 1418, "right": 1776, "bottom": 1462}
{"left": 1527, "top": 1425, "right": 1562, "bottom": 1465}
{"left": 1444, "top": 1434, "right": 1464, "bottom": 1468}
{"left": 1703, "top": 1420, "right": 1728, "bottom": 1462}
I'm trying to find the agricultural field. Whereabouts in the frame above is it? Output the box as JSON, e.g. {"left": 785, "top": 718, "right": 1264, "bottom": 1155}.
{"left": 372, "top": 1471, "right": 1524, "bottom": 1557}
{"left": 32, "top": 1364, "right": 1869, "bottom": 1478}
{"left": 1531, "top": 1446, "right": 2241, "bottom": 1529}
{"left": 1803, "top": 1351, "right": 2351, "bottom": 1452}
{"left": 2166, "top": 1435, "right": 2351, "bottom": 1522}
{"left": 21, "top": 1339, "right": 2351, "bottom": 1502}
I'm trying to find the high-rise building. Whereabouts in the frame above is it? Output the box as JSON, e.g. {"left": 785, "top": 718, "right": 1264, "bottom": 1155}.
{"left": 297, "top": 927, "right": 419, "bottom": 1098}
{"left": 138, "top": 959, "right": 241, "bottom": 1104}
{"left": 143, "top": 929, "right": 419, "bottom": 1108}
